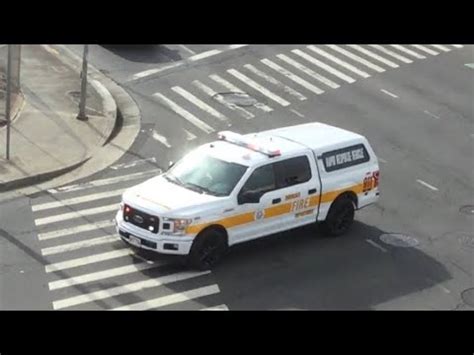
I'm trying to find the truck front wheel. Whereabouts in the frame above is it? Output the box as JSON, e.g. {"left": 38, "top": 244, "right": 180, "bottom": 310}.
{"left": 322, "top": 197, "right": 355, "bottom": 236}
{"left": 188, "top": 228, "right": 228, "bottom": 270}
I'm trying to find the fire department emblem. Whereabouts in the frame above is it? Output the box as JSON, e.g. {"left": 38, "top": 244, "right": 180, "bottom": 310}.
{"left": 255, "top": 210, "right": 265, "bottom": 220}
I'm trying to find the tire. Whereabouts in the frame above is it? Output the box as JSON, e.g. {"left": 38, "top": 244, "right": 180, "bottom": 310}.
{"left": 188, "top": 228, "right": 228, "bottom": 270}
{"left": 322, "top": 197, "right": 355, "bottom": 237}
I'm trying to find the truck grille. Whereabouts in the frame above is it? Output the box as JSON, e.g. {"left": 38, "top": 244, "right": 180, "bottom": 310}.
{"left": 123, "top": 205, "right": 159, "bottom": 234}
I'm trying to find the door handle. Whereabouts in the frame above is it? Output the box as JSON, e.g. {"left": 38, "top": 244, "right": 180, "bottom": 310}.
{"left": 308, "top": 188, "right": 317, "bottom": 195}
{"left": 272, "top": 198, "right": 281, "bottom": 204}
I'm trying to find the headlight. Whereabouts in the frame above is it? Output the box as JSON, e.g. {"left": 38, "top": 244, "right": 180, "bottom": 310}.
{"left": 164, "top": 218, "right": 193, "bottom": 235}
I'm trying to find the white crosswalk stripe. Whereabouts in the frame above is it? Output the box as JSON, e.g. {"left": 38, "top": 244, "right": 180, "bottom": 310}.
{"left": 48, "top": 169, "right": 161, "bottom": 194}
{"left": 113, "top": 284, "right": 220, "bottom": 310}
{"left": 326, "top": 45, "right": 385, "bottom": 73}
{"left": 38, "top": 220, "right": 115, "bottom": 241}
{"left": 192, "top": 80, "right": 254, "bottom": 119}
{"left": 35, "top": 203, "right": 118, "bottom": 226}
{"left": 41, "top": 235, "right": 118, "bottom": 256}
{"left": 369, "top": 45, "right": 413, "bottom": 63}
{"left": 348, "top": 45, "right": 399, "bottom": 68}
{"left": 210, "top": 74, "right": 273, "bottom": 112}
{"left": 389, "top": 45, "right": 426, "bottom": 59}
{"left": 292, "top": 49, "right": 356, "bottom": 83}
{"left": 431, "top": 45, "right": 451, "bottom": 52}
{"left": 49, "top": 262, "right": 163, "bottom": 290}
{"left": 33, "top": 188, "right": 126, "bottom": 212}
{"left": 244, "top": 64, "right": 307, "bottom": 101}
{"left": 452, "top": 45, "right": 464, "bottom": 48}
{"left": 52, "top": 270, "right": 210, "bottom": 309}
{"left": 261, "top": 58, "right": 325, "bottom": 95}
{"left": 153, "top": 92, "right": 215, "bottom": 134}
{"left": 307, "top": 45, "right": 371, "bottom": 78}
{"left": 201, "top": 304, "right": 230, "bottom": 310}
{"left": 411, "top": 45, "right": 439, "bottom": 56}
{"left": 171, "top": 86, "right": 229, "bottom": 122}
{"left": 276, "top": 53, "right": 340, "bottom": 88}
{"left": 45, "top": 248, "right": 133, "bottom": 273}
{"left": 226, "top": 69, "right": 290, "bottom": 107}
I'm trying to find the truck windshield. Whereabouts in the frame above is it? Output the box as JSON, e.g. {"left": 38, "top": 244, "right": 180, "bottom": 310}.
{"left": 166, "top": 153, "right": 248, "bottom": 196}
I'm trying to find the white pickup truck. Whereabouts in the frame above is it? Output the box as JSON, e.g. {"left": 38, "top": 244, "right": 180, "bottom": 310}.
{"left": 116, "top": 122, "right": 380, "bottom": 270}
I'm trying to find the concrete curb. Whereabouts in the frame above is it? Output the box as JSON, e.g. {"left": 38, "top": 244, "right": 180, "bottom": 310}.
{"left": 0, "top": 46, "right": 141, "bottom": 201}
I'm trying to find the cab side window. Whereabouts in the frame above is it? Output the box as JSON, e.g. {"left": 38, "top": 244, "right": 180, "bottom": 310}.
{"left": 274, "top": 156, "right": 312, "bottom": 188}
{"left": 240, "top": 164, "right": 276, "bottom": 195}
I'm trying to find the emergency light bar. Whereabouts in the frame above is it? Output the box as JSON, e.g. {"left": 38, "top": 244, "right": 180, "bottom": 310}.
{"left": 218, "top": 131, "right": 281, "bottom": 157}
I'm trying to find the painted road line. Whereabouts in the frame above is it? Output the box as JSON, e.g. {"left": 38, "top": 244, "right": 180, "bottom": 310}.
{"left": 326, "top": 45, "right": 385, "bottom": 73}
{"left": 38, "top": 220, "right": 115, "bottom": 241}
{"left": 290, "top": 109, "right": 305, "bottom": 118}
{"left": 184, "top": 129, "right": 197, "bottom": 141}
{"left": 151, "top": 130, "right": 172, "bottom": 148}
{"left": 33, "top": 188, "right": 125, "bottom": 212}
{"left": 261, "top": 58, "right": 325, "bottom": 95}
{"left": 178, "top": 45, "right": 196, "bottom": 55}
{"left": 277, "top": 53, "right": 340, "bottom": 88}
{"left": 307, "top": 45, "right": 371, "bottom": 78}
{"left": 370, "top": 45, "right": 413, "bottom": 63}
{"left": 292, "top": 49, "right": 356, "bottom": 83}
{"left": 416, "top": 179, "right": 439, "bottom": 192}
{"left": 452, "top": 45, "right": 464, "bottom": 48}
{"left": 49, "top": 262, "right": 162, "bottom": 291}
{"left": 389, "top": 45, "right": 426, "bottom": 59}
{"left": 192, "top": 80, "right": 254, "bottom": 119}
{"left": 47, "top": 169, "right": 161, "bottom": 194}
{"left": 348, "top": 45, "right": 399, "bottom": 68}
{"left": 41, "top": 235, "right": 118, "bottom": 256}
{"left": 423, "top": 110, "right": 440, "bottom": 119}
{"left": 189, "top": 49, "right": 222, "bottom": 61}
{"left": 227, "top": 68, "right": 291, "bottom": 107}
{"left": 113, "top": 284, "right": 220, "bottom": 311}
{"left": 172, "top": 86, "right": 229, "bottom": 122}
{"left": 244, "top": 64, "right": 307, "bottom": 101}
{"left": 53, "top": 270, "right": 211, "bottom": 310}
{"left": 365, "top": 239, "right": 388, "bottom": 253}
{"left": 45, "top": 249, "right": 133, "bottom": 273}
{"left": 229, "top": 44, "right": 248, "bottom": 49}
{"left": 380, "top": 89, "right": 399, "bottom": 98}
{"left": 431, "top": 45, "right": 451, "bottom": 52}
{"left": 201, "top": 304, "right": 229, "bottom": 311}
{"left": 211, "top": 73, "right": 274, "bottom": 112}
{"left": 110, "top": 157, "right": 157, "bottom": 170}
{"left": 153, "top": 93, "right": 215, "bottom": 134}
{"left": 132, "top": 62, "right": 183, "bottom": 80}
{"left": 35, "top": 203, "right": 118, "bottom": 226}
{"left": 411, "top": 45, "right": 439, "bottom": 56}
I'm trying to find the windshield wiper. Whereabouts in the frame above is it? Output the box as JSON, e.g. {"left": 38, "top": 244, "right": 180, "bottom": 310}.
{"left": 184, "top": 182, "right": 215, "bottom": 195}
{"left": 164, "top": 174, "right": 184, "bottom": 186}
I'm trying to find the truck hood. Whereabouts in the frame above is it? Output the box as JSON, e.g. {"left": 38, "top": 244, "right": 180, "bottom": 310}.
{"left": 122, "top": 175, "right": 226, "bottom": 216}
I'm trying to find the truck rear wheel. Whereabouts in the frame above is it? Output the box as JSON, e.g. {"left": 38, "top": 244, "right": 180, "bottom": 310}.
{"left": 188, "top": 228, "right": 228, "bottom": 270}
{"left": 322, "top": 197, "right": 355, "bottom": 236}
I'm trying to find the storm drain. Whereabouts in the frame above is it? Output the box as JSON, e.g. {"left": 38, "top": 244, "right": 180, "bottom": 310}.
{"left": 461, "top": 288, "right": 474, "bottom": 307}
{"left": 459, "top": 205, "right": 474, "bottom": 216}
{"left": 217, "top": 92, "right": 257, "bottom": 107}
{"left": 379, "top": 233, "right": 419, "bottom": 248}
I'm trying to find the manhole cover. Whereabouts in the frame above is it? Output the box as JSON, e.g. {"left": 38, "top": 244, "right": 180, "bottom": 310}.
{"left": 459, "top": 205, "right": 474, "bottom": 215}
{"left": 379, "top": 233, "right": 419, "bottom": 248}
{"left": 461, "top": 288, "right": 474, "bottom": 307}
{"left": 218, "top": 92, "right": 257, "bottom": 107}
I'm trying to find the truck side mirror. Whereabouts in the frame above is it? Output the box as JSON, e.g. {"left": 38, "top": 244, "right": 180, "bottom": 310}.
{"left": 168, "top": 161, "right": 175, "bottom": 170}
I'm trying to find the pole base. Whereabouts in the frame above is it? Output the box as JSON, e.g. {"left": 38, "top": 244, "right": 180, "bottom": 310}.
{"left": 76, "top": 114, "right": 89, "bottom": 121}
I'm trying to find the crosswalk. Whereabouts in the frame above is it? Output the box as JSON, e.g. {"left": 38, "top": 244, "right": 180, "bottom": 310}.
{"left": 32, "top": 165, "right": 228, "bottom": 310}
{"left": 148, "top": 45, "right": 464, "bottom": 148}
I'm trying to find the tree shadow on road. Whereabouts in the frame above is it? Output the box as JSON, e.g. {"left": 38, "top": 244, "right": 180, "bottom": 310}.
{"left": 101, "top": 45, "right": 182, "bottom": 64}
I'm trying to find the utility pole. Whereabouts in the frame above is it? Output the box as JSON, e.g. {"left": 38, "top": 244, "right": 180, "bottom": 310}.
{"left": 76, "top": 44, "right": 89, "bottom": 121}
{"left": 5, "top": 45, "right": 13, "bottom": 160}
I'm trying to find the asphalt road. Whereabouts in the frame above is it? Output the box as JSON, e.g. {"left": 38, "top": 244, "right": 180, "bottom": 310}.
{"left": 1, "top": 44, "right": 472, "bottom": 310}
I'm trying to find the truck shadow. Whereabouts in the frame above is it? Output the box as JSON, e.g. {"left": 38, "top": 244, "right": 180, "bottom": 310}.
{"left": 101, "top": 45, "right": 182, "bottom": 64}
{"left": 208, "top": 221, "right": 452, "bottom": 310}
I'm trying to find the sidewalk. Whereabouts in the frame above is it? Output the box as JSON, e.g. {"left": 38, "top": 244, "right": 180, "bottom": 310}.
{"left": 0, "top": 45, "right": 116, "bottom": 191}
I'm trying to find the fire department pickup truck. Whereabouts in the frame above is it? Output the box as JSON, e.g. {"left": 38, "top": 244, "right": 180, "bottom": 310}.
{"left": 116, "top": 122, "right": 380, "bottom": 270}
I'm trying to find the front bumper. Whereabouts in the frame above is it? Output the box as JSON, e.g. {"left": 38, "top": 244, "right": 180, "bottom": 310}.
{"left": 115, "top": 211, "right": 193, "bottom": 255}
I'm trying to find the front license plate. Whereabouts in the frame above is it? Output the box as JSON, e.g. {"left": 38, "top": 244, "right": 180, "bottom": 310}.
{"left": 129, "top": 235, "right": 141, "bottom": 247}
